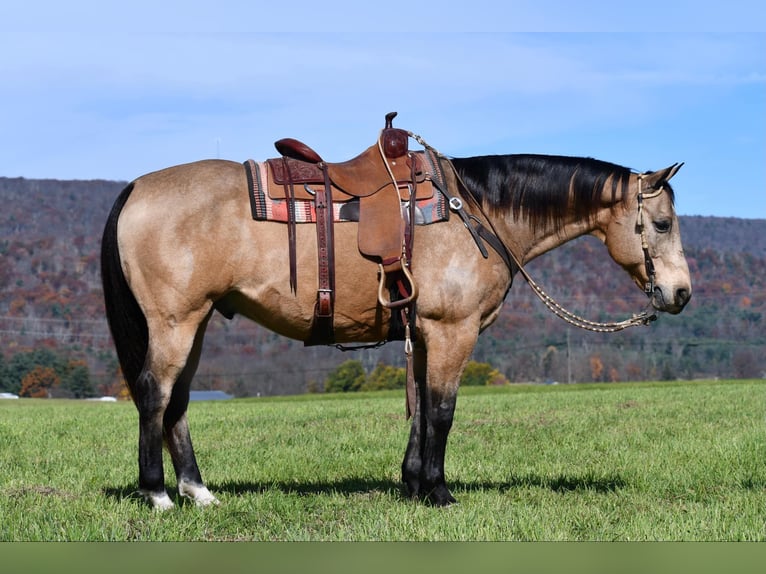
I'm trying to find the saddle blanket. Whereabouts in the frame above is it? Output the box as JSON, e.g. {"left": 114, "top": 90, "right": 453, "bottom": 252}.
{"left": 245, "top": 157, "right": 449, "bottom": 225}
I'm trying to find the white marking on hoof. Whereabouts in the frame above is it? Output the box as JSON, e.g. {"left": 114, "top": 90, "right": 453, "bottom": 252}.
{"left": 141, "top": 490, "right": 175, "bottom": 511}
{"left": 178, "top": 480, "right": 220, "bottom": 507}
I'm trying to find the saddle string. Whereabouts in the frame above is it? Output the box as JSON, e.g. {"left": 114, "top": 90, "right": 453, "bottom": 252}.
{"left": 408, "top": 131, "right": 657, "bottom": 333}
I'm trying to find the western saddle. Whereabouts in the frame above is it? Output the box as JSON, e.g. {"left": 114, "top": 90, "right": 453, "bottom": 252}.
{"left": 266, "top": 112, "right": 432, "bottom": 347}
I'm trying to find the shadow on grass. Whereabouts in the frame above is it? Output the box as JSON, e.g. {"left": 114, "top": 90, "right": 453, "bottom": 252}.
{"left": 102, "top": 472, "right": 629, "bottom": 504}
{"left": 741, "top": 477, "right": 766, "bottom": 490}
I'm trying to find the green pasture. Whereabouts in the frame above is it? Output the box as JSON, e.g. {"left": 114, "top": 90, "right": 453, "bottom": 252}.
{"left": 0, "top": 380, "right": 764, "bottom": 541}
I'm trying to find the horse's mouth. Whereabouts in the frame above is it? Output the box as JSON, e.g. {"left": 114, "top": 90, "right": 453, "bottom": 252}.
{"left": 651, "top": 286, "right": 691, "bottom": 315}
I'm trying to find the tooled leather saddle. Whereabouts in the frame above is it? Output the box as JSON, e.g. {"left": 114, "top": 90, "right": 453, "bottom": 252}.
{"left": 245, "top": 112, "right": 437, "bottom": 346}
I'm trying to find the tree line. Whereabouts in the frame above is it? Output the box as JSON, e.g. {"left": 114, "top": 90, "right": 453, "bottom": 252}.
{"left": 0, "top": 347, "right": 96, "bottom": 398}
{"left": 313, "top": 359, "right": 509, "bottom": 393}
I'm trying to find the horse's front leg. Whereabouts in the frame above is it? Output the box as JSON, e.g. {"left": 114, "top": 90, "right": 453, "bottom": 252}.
{"left": 409, "top": 381, "right": 458, "bottom": 506}
{"left": 402, "top": 323, "right": 476, "bottom": 506}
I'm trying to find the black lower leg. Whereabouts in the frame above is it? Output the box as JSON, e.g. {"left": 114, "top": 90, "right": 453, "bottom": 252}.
{"left": 135, "top": 370, "right": 167, "bottom": 495}
{"left": 420, "top": 400, "right": 456, "bottom": 506}
{"left": 163, "top": 386, "right": 204, "bottom": 487}
{"left": 402, "top": 403, "right": 425, "bottom": 497}
{"left": 402, "top": 387, "right": 457, "bottom": 505}
{"left": 402, "top": 347, "right": 428, "bottom": 498}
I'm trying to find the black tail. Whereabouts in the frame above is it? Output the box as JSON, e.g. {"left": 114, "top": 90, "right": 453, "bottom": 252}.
{"left": 100, "top": 182, "right": 147, "bottom": 396}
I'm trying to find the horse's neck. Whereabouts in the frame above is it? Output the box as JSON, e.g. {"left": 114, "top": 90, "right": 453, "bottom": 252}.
{"left": 505, "top": 207, "right": 610, "bottom": 265}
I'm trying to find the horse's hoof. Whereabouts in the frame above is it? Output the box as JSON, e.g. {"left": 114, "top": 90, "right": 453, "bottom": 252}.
{"left": 178, "top": 481, "right": 220, "bottom": 507}
{"left": 402, "top": 480, "right": 420, "bottom": 500}
{"left": 141, "top": 490, "right": 175, "bottom": 511}
{"left": 427, "top": 487, "right": 458, "bottom": 507}
{"left": 192, "top": 491, "right": 220, "bottom": 508}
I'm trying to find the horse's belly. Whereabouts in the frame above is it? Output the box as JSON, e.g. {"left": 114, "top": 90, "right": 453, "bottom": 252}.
{"left": 222, "top": 283, "right": 390, "bottom": 343}
{"left": 225, "top": 224, "right": 392, "bottom": 343}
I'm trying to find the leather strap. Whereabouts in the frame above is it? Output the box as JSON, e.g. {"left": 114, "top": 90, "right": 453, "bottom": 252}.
{"left": 476, "top": 222, "right": 517, "bottom": 273}
{"left": 306, "top": 164, "right": 336, "bottom": 344}
{"left": 406, "top": 160, "right": 417, "bottom": 260}
{"left": 282, "top": 157, "right": 298, "bottom": 293}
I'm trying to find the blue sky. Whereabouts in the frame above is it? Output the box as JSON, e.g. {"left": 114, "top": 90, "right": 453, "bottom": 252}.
{"left": 1, "top": 1, "right": 764, "bottom": 218}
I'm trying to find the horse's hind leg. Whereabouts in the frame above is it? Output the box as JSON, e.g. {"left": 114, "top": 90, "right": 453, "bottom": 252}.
{"left": 134, "top": 364, "right": 175, "bottom": 510}
{"left": 164, "top": 316, "right": 219, "bottom": 506}
{"left": 135, "top": 312, "right": 211, "bottom": 510}
{"left": 163, "top": 313, "right": 219, "bottom": 507}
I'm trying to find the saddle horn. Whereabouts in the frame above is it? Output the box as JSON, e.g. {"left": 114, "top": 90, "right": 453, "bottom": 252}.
{"left": 381, "top": 111, "right": 408, "bottom": 158}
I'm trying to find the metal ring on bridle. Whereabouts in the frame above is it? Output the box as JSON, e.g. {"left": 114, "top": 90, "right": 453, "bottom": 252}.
{"left": 448, "top": 197, "right": 463, "bottom": 211}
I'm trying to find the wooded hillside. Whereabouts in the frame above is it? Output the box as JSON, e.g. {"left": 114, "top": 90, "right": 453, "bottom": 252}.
{"left": 1, "top": 176, "right": 764, "bottom": 397}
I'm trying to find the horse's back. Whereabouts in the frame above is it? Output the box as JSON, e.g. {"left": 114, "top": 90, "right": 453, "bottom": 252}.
{"left": 129, "top": 159, "right": 246, "bottom": 204}
{"left": 122, "top": 159, "right": 249, "bottom": 232}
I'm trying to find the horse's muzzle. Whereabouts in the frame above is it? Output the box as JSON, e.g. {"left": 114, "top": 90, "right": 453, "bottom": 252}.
{"left": 652, "top": 285, "right": 691, "bottom": 314}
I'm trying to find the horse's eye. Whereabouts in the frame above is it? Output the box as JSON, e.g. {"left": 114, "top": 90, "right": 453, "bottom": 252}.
{"left": 653, "top": 220, "right": 672, "bottom": 233}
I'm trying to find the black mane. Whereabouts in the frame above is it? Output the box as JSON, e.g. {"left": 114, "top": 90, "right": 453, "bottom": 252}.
{"left": 451, "top": 154, "right": 635, "bottom": 232}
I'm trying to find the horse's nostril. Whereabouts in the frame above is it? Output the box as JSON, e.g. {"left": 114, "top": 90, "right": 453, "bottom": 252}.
{"left": 676, "top": 287, "right": 691, "bottom": 306}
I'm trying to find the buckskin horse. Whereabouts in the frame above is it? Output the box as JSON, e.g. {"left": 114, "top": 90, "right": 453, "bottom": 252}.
{"left": 101, "top": 115, "right": 691, "bottom": 509}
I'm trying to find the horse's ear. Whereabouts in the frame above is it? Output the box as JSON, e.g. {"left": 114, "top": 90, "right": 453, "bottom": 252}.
{"left": 643, "top": 162, "right": 684, "bottom": 188}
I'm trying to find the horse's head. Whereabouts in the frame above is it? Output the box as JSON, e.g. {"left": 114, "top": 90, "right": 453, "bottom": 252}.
{"left": 601, "top": 163, "right": 692, "bottom": 315}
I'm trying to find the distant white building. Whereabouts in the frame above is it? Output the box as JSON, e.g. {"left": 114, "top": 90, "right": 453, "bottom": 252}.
{"left": 0, "top": 392, "right": 19, "bottom": 399}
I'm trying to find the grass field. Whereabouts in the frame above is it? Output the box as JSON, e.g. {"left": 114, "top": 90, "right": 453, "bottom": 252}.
{"left": 0, "top": 380, "right": 764, "bottom": 541}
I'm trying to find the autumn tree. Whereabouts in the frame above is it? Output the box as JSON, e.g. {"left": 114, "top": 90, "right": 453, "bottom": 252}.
{"left": 96, "top": 364, "right": 130, "bottom": 399}
{"left": 589, "top": 356, "right": 604, "bottom": 382}
{"left": 5, "top": 348, "right": 61, "bottom": 394}
{"left": 20, "top": 366, "right": 60, "bottom": 398}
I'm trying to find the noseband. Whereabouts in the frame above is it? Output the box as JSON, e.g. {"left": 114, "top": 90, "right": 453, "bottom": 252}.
{"left": 635, "top": 174, "right": 665, "bottom": 297}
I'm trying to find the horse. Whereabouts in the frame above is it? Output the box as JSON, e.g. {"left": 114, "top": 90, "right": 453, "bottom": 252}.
{"left": 100, "top": 144, "right": 691, "bottom": 509}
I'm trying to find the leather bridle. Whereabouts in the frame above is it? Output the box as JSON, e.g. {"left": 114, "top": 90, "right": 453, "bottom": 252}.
{"left": 635, "top": 173, "right": 665, "bottom": 297}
